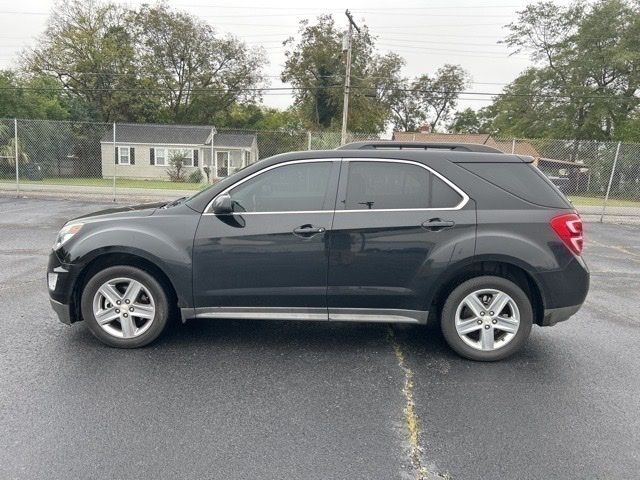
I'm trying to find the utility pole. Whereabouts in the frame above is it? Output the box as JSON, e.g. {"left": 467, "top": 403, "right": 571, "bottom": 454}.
{"left": 341, "top": 10, "right": 360, "bottom": 146}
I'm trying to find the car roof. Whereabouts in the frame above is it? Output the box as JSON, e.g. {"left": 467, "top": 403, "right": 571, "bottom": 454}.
{"left": 261, "top": 149, "right": 533, "bottom": 164}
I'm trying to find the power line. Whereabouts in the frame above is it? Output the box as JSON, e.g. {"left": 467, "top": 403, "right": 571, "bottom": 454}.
{"left": 3, "top": 68, "right": 515, "bottom": 87}
{"left": 0, "top": 11, "right": 510, "bottom": 27}
{"left": 0, "top": 84, "right": 637, "bottom": 102}
{"left": 180, "top": 4, "right": 522, "bottom": 10}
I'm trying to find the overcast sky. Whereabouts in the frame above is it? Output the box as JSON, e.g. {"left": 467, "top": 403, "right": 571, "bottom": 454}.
{"left": 0, "top": 0, "right": 575, "bottom": 112}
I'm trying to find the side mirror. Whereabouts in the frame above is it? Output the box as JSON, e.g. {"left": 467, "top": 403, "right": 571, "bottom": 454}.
{"left": 211, "top": 193, "right": 233, "bottom": 215}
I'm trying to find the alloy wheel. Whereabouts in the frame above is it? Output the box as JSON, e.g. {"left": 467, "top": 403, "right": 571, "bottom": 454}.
{"left": 92, "top": 277, "right": 156, "bottom": 339}
{"left": 454, "top": 288, "right": 521, "bottom": 352}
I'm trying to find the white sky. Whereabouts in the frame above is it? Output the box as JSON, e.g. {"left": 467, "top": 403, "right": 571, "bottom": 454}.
{"left": 0, "top": 0, "right": 575, "bottom": 112}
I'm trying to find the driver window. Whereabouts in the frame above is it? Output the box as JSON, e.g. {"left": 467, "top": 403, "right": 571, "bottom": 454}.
{"left": 228, "top": 161, "right": 334, "bottom": 212}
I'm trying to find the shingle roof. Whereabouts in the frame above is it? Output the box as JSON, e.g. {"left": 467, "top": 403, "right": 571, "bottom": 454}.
{"left": 101, "top": 123, "right": 256, "bottom": 147}
{"left": 208, "top": 133, "right": 256, "bottom": 148}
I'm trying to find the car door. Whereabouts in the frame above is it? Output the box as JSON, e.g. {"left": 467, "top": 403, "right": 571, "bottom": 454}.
{"left": 327, "top": 158, "right": 476, "bottom": 323}
{"left": 192, "top": 159, "right": 340, "bottom": 320}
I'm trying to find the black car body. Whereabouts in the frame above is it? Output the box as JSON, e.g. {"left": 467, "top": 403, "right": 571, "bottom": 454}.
{"left": 48, "top": 142, "right": 589, "bottom": 360}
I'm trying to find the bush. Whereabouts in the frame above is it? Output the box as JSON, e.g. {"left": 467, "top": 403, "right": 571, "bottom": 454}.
{"left": 188, "top": 169, "right": 203, "bottom": 183}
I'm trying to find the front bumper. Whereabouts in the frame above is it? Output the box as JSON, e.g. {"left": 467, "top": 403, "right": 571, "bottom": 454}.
{"left": 541, "top": 304, "right": 582, "bottom": 327}
{"left": 50, "top": 298, "right": 73, "bottom": 325}
{"left": 47, "top": 250, "right": 80, "bottom": 325}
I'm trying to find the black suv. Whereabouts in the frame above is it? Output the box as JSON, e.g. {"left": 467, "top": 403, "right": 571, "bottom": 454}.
{"left": 48, "top": 142, "right": 589, "bottom": 361}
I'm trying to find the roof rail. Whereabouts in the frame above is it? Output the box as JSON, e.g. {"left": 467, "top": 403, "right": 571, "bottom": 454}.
{"left": 336, "top": 141, "right": 504, "bottom": 154}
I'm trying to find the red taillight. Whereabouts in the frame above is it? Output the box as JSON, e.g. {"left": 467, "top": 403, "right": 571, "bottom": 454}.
{"left": 550, "top": 213, "right": 583, "bottom": 256}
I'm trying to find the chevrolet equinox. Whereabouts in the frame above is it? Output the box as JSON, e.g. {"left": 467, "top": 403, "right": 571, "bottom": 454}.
{"left": 48, "top": 142, "right": 589, "bottom": 361}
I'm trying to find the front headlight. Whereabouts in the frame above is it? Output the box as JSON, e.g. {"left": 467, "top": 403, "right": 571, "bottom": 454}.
{"left": 53, "top": 223, "right": 83, "bottom": 250}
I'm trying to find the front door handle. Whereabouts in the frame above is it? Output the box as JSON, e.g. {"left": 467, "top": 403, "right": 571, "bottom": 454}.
{"left": 421, "top": 218, "right": 455, "bottom": 231}
{"left": 293, "top": 224, "right": 326, "bottom": 237}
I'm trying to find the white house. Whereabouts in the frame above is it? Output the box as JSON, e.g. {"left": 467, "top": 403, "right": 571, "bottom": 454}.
{"left": 100, "top": 124, "right": 259, "bottom": 180}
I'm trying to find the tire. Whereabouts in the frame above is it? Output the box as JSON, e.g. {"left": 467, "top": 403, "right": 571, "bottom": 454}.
{"left": 80, "top": 265, "right": 170, "bottom": 348}
{"left": 440, "top": 276, "right": 533, "bottom": 361}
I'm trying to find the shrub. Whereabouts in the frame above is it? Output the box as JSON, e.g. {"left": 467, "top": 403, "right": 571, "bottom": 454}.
{"left": 188, "top": 169, "right": 203, "bottom": 183}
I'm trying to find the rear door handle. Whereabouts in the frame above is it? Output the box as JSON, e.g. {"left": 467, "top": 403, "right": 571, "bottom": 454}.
{"left": 293, "top": 224, "right": 326, "bottom": 237}
{"left": 421, "top": 218, "right": 455, "bottom": 231}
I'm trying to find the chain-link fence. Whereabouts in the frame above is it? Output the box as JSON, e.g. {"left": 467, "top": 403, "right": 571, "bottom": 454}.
{"left": 1, "top": 118, "right": 639, "bottom": 219}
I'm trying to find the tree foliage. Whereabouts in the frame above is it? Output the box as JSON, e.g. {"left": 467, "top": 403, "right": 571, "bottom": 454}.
{"left": 23, "top": 0, "right": 267, "bottom": 123}
{"left": 389, "top": 65, "right": 469, "bottom": 132}
{"left": 0, "top": 70, "right": 70, "bottom": 120}
{"left": 282, "top": 15, "right": 405, "bottom": 132}
{"left": 448, "top": 107, "right": 495, "bottom": 134}
{"left": 490, "top": 0, "right": 640, "bottom": 140}
{"left": 132, "top": 4, "right": 267, "bottom": 123}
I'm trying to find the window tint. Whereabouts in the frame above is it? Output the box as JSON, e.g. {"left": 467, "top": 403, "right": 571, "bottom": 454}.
{"left": 229, "top": 162, "right": 334, "bottom": 212}
{"left": 343, "top": 161, "right": 462, "bottom": 210}
{"left": 459, "top": 162, "right": 571, "bottom": 208}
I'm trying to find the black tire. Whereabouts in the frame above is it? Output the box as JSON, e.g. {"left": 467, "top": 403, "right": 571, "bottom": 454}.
{"left": 80, "top": 265, "right": 170, "bottom": 348}
{"left": 440, "top": 276, "right": 533, "bottom": 361}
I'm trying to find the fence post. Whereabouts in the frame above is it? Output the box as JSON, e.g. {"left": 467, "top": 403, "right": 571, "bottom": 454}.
{"left": 600, "top": 141, "right": 622, "bottom": 223}
{"left": 307, "top": 131, "right": 312, "bottom": 150}
{"left": 511, "top": 138, "right": 516, "bottom": 154}
{"left": 14, "top": 118, "right": 19, "bottom": 196}
{"left": 112, "top": 122, "right": 116, "bottom": 202}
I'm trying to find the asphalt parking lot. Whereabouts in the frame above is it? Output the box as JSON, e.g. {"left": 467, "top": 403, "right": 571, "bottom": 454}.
{"left": 1, "top": 196, "right": 638, "bottom": 480}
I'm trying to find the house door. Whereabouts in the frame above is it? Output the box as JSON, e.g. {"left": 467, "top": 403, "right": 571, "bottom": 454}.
{"left": 216, "top": 151, "right": 230, "bottom": 177}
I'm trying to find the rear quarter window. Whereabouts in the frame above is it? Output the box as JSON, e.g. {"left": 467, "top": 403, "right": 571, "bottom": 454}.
{"left": 459, "top": 162, "right": 571, "bottom": 208}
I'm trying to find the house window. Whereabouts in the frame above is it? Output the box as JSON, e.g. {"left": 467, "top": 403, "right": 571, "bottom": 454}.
{"left": 118, "top": 146, "right": 130, "bottom": 165}
{"left": 167, "top": 148, "right": 193, "bottom": 167}
{"left": 244, "top": 150, "right": 251, "bottom": 166}
{"left": 155, "top": 148, "right": 166, "bottom": 166}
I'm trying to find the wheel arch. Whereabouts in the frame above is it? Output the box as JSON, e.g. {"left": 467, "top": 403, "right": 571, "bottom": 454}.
{"left": 71, "top": 249, "right": 182, "bottom": 323}
{"left": 427, "top": 256, "right": 545, "bottom": 326}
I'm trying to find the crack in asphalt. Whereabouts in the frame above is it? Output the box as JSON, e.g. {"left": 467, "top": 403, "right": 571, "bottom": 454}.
{"left": 388, "top": 328, "right": 452, "bottom": 480}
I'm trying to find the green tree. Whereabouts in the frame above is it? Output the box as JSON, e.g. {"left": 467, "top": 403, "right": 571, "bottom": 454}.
{"left": 132, "top": 4, "right": 267, "bottom": 123}
{"left": 25, "top": 0, "right": 153, "bottom": 122}
{"left": 282, "top": 15, "right": 404, "bottom": 132}
{"left": 492, "top": 0, "right": 640, "bottom": 140}
{"left": 388, "top": 78, "right": 423, "bottom": 132}
{"left": 388, "top": 65, "right": 469, "bottom": 132}
{"left": 413, "top": 64, "right": 469, "bottom": 132}
{"left": 0, "top": 70, "right": 70, "bottom": 120}
{"left": 448, "top": 107, "right": 494, "bottom": 134}
{"left": 24, "top": 0, "right": 267, "bottom": 123}
{"left": 215, "top": 103, "right": 303, "bottom": 131}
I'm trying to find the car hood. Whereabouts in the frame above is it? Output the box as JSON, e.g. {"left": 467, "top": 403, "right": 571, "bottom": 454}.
{"left": 70, "top": 201, "right": 167, "bottom": 223}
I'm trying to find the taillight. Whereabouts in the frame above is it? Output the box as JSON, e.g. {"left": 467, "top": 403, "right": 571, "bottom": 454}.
{"left": 550, "top": 213, "right": 583, "bottom": 256}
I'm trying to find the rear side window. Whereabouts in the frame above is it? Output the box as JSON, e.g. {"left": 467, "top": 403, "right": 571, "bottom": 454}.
{"left": 459, "top": 162, "right": 571, "bottom": 208}
{"left": 343, "top": 161, "right": 463, "bottom": 210}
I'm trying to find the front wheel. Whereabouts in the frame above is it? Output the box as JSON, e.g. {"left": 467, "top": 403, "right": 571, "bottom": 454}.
{"left": 80, "top": 266, "right": 170, "bottom": 348}
{"left": 440, "top": 276, "right": 533, "bottom": 361}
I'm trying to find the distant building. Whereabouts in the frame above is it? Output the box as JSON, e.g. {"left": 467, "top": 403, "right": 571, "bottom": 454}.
{"left": 100, "top": 124, "right": 258, "bottom": 180}
{"left": 393, "top": 130, "right": 589, "bottom": 194}
{"left": 393, "top": 130, "right": 543, "bottom": 157}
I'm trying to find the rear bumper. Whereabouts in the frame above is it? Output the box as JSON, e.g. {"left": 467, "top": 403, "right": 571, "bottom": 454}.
{"left": 541, "top": 304, "right": 582, "bottom": 327}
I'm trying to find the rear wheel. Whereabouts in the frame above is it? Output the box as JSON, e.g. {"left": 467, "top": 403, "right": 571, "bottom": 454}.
{"left": 440, "top": 276, "right": 533, "bottom": 361}
{"left": 81, "top": 265, "right": 170, "bottom": 348}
